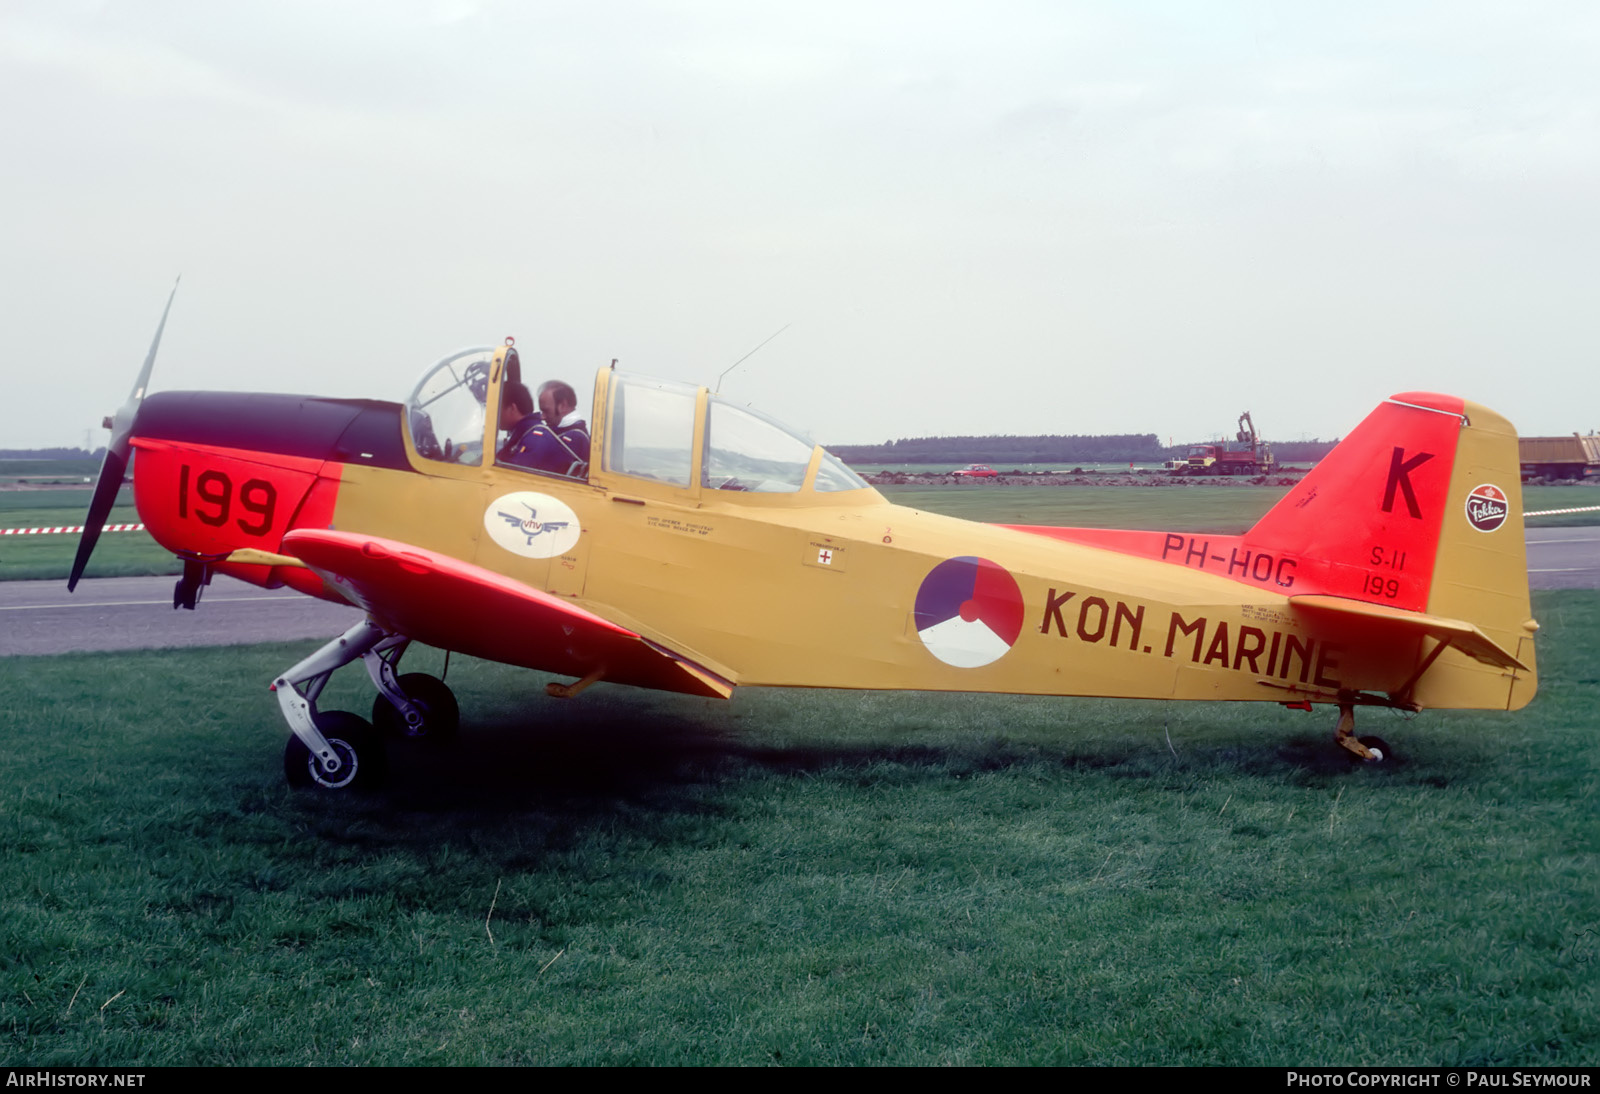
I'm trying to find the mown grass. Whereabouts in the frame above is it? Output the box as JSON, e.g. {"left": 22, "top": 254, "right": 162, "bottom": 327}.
{"left": 0, "top": 488, "right": 127, "bottom": 512}
{"left": 0, "top": 459, "right": 99, "bottom": 482}
{"left": 883, "top": 483, "right": 1600, "bottom": 532}
{"left": 0, "top": 488, "right": 179, "bottom": 581}
{"left": 852, "top": 462, "right": 1174, "bottom": 474}
{"left": 881, "top": 483, "right": 1287, "bottom": 533}
{"left": 1, "top": 593, "right": 1595, "bottom": 1065}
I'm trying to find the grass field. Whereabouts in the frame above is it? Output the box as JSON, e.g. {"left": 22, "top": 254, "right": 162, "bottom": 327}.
{"left": 0, "top": 487, "right": 179, "bottom": 582}
{"left": 0, "top": 488, "right": 125, "bottom": 511}
{"left": 1, "top": 591, "right": 1595, "bottom": 1065}
{"left": 4, "top": 482, "right": 1595, "bottom": 584}
{"left": 881, "top": 483, "right": 1600, "bottom": 531}
{"left": 881, "top": 483, "right": 1289, "bottom": 532}
{"left": 852, "top": 462, "right": 1175, "bottom": 474}
{"left": 0, "top": 459, "right": 99, "bottom": 485}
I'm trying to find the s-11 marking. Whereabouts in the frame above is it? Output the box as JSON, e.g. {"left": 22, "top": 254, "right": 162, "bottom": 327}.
{"left": 1369, "top": 546, "right": 1409, "bottom": 571}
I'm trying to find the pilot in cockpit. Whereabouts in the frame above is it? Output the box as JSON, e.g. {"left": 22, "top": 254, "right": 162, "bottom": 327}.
{"left": 496, "top": 381, "right": 542, "bottom": 463}
{"left": 500, "top": 380, "right": 590, "bottom": 478}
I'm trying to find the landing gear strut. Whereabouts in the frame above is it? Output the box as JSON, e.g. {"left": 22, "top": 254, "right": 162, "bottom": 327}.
{"left": 173, "top": 558, "right": 212, "bottom": 610}
{"left": 271, "top": 618, "right": 458, "bottom": 790}
{"left": 372, "top": 672, "right": 459, "bottom": 740}
{"left": 1333, "top": 702, "right": 1392, "bottom": 763}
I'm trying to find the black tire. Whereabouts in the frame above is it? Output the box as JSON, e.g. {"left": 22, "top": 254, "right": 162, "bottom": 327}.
{"left": 1354, "top": 735, "right": 1394, "bottom": 763}
{"left": 371, "top": 673, "right": 460, "bottom": 740}
{"left": 284, "top": 711, "right": 386, "bottom": 790}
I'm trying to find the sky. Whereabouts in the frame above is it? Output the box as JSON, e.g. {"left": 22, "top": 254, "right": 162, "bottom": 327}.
{"left": 3, "top": 0, "right": 1597, "bottom": 450}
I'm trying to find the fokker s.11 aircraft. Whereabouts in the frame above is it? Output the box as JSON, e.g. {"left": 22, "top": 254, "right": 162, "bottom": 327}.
{"left": 70, "top": 289, "right": 1536, "bottom": 790}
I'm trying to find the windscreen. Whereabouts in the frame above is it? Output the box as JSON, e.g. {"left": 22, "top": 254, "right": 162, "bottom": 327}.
{"left": 406, "top": 347, "right": 494, "bottom": 466}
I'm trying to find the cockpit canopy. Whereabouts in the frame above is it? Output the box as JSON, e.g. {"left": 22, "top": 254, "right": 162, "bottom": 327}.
{"left": 406, "top": 346, "right": 496, "bottom": 467}
{"left": 404, "top": 346, "right": 870, "bottom": 497}
{"left": 604, "top": 371, "right": 868, "bottom": 494}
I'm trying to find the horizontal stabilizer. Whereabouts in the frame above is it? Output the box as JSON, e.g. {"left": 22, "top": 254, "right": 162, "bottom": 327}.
{"left": 1290, "top": 594, "right": 1528, "bottom": 672}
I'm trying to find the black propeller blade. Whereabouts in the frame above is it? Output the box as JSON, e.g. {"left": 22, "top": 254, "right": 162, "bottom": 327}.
{"left": 68, "top": 279, "right": 179, "bottom": 592}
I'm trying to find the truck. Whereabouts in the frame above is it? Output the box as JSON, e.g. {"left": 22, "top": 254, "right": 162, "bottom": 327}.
{"left": 1169, "top": 412, "right": 1276, "bottom": 476}
{"left": 1519, "top": 433, "right": 1600, "bottom": 481}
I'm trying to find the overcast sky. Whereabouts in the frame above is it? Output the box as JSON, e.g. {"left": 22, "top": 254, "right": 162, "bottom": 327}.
{"left": 4, "top": 0, "right": 1597, "bottom": 450}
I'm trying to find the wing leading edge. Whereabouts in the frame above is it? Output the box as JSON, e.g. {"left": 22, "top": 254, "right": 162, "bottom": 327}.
{"left": 281, "top": 529, "right": 734, "bottom": 699}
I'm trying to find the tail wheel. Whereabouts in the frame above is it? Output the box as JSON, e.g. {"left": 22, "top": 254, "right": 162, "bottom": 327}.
{"left": 1355, "top": 735, "right": 1394, "bottom": 763}
{"left": 371, "top": 673, "right": 460, "bottom": 740}
{"left": 285, "top": 711, "right": 386, "bottom": 790}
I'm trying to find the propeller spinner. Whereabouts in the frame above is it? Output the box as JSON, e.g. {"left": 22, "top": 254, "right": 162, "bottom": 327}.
{"left": 68, "top": 279, "right": 179, "bottom": 592}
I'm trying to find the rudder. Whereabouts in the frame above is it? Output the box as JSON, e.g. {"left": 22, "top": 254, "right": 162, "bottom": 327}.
{"left": 1414, "top": 398, "right": 1536, "bottom": 709}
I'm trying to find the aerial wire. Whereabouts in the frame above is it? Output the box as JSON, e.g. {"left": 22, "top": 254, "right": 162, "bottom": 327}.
{"left": 715, "top": 323, "right": 791, "bottom": 394}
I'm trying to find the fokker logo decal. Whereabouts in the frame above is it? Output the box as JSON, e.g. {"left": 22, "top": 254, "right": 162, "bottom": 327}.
{"left": 1465, "top": 483, "right": 1509, "bottom": 533}
{"left": 484, "top": 491, "right": 581, "bottom": 559}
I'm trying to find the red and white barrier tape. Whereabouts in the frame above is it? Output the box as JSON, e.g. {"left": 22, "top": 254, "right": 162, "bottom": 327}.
{"left": 1, "top": 523, "right": 146, "bottom": 536}
{"left": 1525, "top": 505, "right": 1600, "bottom": 517}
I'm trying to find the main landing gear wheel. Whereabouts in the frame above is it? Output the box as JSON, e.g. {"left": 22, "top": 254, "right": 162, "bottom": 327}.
{"left": 371, "top": 673, "right": 460, "bottom": 740}
{"left": 285, "top": 711, "right": 386, "bottom": 791}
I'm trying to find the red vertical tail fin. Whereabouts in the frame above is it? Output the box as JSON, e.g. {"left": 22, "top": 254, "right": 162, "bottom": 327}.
{"left": 1245, "top": 393, "right": 1467, "bottom": 612}
{"left": 1247, "top": 392, "right": 1535, "bottom": 709}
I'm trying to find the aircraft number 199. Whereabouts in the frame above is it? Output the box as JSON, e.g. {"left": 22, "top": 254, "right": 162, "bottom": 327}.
{"left": 1363, "top": 574, "right": 1401, "bottom": 599}
{"left": 176, "top": 464, "right": 278, "bottom": 535}
{"left": 1363, "top": 545, "right": 1408, "bottom": 600}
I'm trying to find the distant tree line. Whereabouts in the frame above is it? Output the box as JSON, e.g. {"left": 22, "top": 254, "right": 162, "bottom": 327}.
{"left": 831, "top": 433, "right": 1169, "bottom": 464}
{"left": 0, "top": 447, "right": 100, "bottom": 459}
{"left": 829, "top": 434, "right": 1339, "bottom": 465}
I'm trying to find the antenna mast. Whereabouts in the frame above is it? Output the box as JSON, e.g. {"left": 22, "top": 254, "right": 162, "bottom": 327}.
{"left": 716, "top": 324, "right": 791, "bottom": 394}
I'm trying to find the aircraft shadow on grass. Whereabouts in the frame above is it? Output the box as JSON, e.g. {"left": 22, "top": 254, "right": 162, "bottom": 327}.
{"left": 299, "top": 706, "right": 1437, "bottom": 823}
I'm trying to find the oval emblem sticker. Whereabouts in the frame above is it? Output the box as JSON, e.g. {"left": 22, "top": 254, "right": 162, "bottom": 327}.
{"left": 484, "top": 492, "right": 582, "bottom": 559}
{"left": 1465, "top": 483, "right": 1509, "bottom": 533}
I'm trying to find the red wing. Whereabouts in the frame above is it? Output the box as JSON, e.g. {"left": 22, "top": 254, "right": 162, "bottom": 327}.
{"left": 281, "top": 529, "right": 733, "bottom": 699}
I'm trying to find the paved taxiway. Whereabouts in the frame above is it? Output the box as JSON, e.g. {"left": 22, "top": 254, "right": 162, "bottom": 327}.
{"left": 1, "top": 575, "right": 361, "bottom": 656}
{"left": 1525, "top": 525, "right": 1600, "bottom": 590}
{"left": 1, "top": 526, "right": 1594, "bottom": 656}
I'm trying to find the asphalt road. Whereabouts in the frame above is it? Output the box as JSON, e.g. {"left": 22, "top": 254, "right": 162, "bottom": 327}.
{"left": 1526, "top": 525, "right": 1600, "bottom": 589}
{"left": 1, "top": 527, "right": 1594, "bottom": 657}
{"left": 0, "top": 574, "right": 361, "bottom": 656}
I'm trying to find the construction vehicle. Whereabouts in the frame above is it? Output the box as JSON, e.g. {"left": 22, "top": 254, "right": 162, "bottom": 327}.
{"left": 1169, "top": 412, "right": 1275, "bottom": 476}
{"left": 1519, "top": 433, "right": 1600, "bottom": 480}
